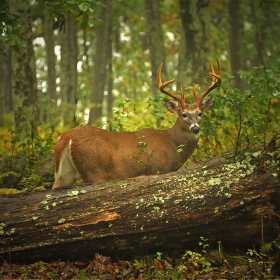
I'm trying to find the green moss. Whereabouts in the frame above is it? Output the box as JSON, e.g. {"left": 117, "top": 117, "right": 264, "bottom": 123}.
{"left": 0, "top": 223, "right": 6, "bottom": 235}
{"left": 0, "top": 188, "right": 21, "bottom": 195}
{"left": 208, "top": 178, "right": 221, "bottom": 186}
{"left": 67, "top": 190, "right": 79, "bottom": 196}
{"left": 58, "top": 218, "right": 66, "bottom": 224}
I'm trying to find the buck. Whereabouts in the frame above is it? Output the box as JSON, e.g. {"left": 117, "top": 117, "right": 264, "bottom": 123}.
{"left": 52, "top": 59, "right": 221, "bottom": 189}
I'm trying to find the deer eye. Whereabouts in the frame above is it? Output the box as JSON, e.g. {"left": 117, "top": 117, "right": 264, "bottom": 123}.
{"left": 198, "top": 112, "right": 202, "bottom": 117}
{"left": 182, "top": 113, "right": 187, "bottom": 118}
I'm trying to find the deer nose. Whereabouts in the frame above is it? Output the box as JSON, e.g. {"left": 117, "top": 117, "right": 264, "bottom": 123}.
{"left": 191, "top": 125, "right": 200, "bottom": 134}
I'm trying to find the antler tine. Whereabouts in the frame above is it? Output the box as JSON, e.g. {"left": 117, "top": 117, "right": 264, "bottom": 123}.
{"left": 180, "top": 84, "right": 185, "bottom": 103}
{"left": 157, "top": 63, "right": 187, "bottom": 108}
{"left": 210, "top": 58, "right": 221, "bottom": 80}
{"left": 192, "top": 83, "right": 199, "bottom": 101}
{"left": 208, "top": 58, "right": 215, "bottom": 77}
{"left": 196, "top": 58, "right": 222, "bottom": 105}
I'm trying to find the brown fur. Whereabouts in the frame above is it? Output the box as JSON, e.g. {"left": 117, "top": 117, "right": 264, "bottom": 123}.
{"left": 53, "top": 59, "right": 221, "bottom": 188}
{"left": 52, "top": 98, "right": 214, "bottom": 188}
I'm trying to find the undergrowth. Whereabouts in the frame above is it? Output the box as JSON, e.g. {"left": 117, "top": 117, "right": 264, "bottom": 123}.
{"left": 0, "top": 61, "right": 279, "bottom": 193}
{"left": 0, "top": 238, "right": 278, "bottom": 279}
{"left": 0, "top": 124, "right": 56, "bottom": 191}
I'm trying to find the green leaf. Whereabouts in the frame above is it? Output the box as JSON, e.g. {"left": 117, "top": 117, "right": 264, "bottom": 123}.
{"left": 78, "top": 3, "right": 90, "bottom": 12}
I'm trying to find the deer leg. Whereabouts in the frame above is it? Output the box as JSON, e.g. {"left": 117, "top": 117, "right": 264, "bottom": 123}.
{"left": 52, "top": 141, "right": 81, "bottom": 189}
{"left": 52, "top": 176, "right": 75, "bottom": 189}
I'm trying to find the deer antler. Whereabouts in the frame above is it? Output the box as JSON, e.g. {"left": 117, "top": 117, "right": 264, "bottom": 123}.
{"left": 157, "top": 59, "right": 221, "bottom": 109}
{"left": 193, "top": 58, "right": 221, "bottom": 106}
{"left": 157, "top": 63, "right": 188, "bottom": 109}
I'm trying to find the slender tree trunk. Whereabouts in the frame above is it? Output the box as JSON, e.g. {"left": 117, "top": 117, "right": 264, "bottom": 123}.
{"left": 88, "top": 0, "right": 111, "bottom": 124}
{"left": 249, "top": 0, "right": 265, "bottom": 68}
{"left": 144, "top": 0, "right": 167, "bottom": 95}
{"left": 176, "top": 31, "right": 188, "bottom": 92}
{"left": 7, "top": 59, "right": 12, "bottom": 113}
{"left": 228, "top": 0, "right": 244, "bottom": 90}
{"left": 179, "top": 0, "right": 211, "bottom": 89}
{"left": 0, "top": 41, "right": 12, "bottom": 127}
{"left": 82, "top": 29, "right": 90, "bottom": 69}
{"left": 259, "top": 1, "right": 279, "bottom": 69}
{"left": 60, "top": 13, "right": 78, "bottom": 127}
{"left": 43, "top": 11, "right": 57, "bottom": 122}
{"left": 106, "top": 1, "right": 113, "bottom": 121}
{"left": 0, "top": 55, "right": 5, "bottom": 126}
{"left": 0, "top": 147, "right": 279, "bottom": 263}
{"left": 107, "top": 53, "right": 113, "bottom": 120}
{"left": 9, "top": 0, "right": 38, "bottom": 133}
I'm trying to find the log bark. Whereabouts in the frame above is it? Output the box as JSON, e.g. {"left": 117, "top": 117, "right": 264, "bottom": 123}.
{"left": 0, "top": 146, "right": 280, "bottom": 264}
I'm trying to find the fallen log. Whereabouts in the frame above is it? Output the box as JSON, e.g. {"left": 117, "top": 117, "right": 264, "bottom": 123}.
{"left": 0, "top": 146, "right": 280, "bottom": 264}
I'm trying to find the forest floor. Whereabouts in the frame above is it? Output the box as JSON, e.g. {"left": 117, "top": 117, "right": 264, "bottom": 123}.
{"left": 1, "top": 248, "right": 280, "bottom": 279}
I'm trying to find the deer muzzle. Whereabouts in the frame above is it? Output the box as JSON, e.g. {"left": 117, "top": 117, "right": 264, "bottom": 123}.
{"left": 191, "top": 125, "right": 200, "bottom": 134}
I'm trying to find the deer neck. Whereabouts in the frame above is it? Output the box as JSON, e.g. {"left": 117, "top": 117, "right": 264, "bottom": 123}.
{"left": 167, "top": 117, "right": 200, "bottom": 149}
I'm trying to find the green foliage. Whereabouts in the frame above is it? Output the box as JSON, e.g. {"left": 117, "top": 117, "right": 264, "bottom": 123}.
{"left": 1, "top": 0, "right": 280, "bottom": 189}
{"left": 78, "top": 63, "right": 280, "bottom": 167}
{"left": 217, "top": 240, "right": 224, "bottom": 263}
{"left": 1, "top": 241, "right": 277, "bottom": 279}
{"left": 93, "top": 63, "right": 279, "bottom": 167}
{"left": 105, "top": 95, "right": 177, "bottom": 133}
{"left": 193, "top": 64, "right": 280, "bottom": 163}
{"left": 125, "top": 238, "right": 275, "bottom": 279}
{"left": 0, "top": 125, "right": 55, "bottom": 191}
{"left": 198, "top": 236, "right": 210, "bottom": 253}
{"left": 0, "top": 171, "right": 20, "bottom": 184}
{"left": 0, "top": 0, "right": 27, "bottom": 56}
{"left": 42, "top": 0, "right": 101, "bottom": 30}
{"left": 177, "top": 237, "right": 212, "bottom": 276}
{"left": 1, "top": 61, "right": 279, "bottom": 190}
{"left": 132, "top": 259, "right": 146, "bottom": 270}
{"left": 0, "top": 187, "right": 20, "bottom": 195}
{"left": 108, "top": 98, "right": 135, "bottom": 131}
{"left": 259, "top": 0, "right": 279, "bottom": 8}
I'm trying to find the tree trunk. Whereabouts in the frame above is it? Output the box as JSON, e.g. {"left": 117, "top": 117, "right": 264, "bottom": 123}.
{"left": 144, "top": 0, "right": 167, "bottom": 95}
{"left": 106, "top": 1, "right": 113, "bottom": 121}
{"left": 0, "top": 40, "right": 12, "bottom": 127}
{"left": 106, "top": 58, "right": 113, "bottom": 121}
{"left": 249, "top": 0, "right": 265, "bottom": 68}
{"left": 1, "top": 145, "right": 280, "bottom": 264}
{"left": 43, "top": 11, "right": 57, "bottom": 123}
{"left": 88, "top": 0, "right": 111, "bottom": 124}
{"left": 179, "top": 0, "right": 211, "bottom": 88}
{"left": 176, "top": 31, "right": 187, "bottom": 91}
{"left": 228, "top": 0, "right": 245, "bottom": 90}
{"left": 60, "top": 13, "right": 78, "bottom": 127}
{"left": 9, "top": 0, "right": 38, "bottom": 133}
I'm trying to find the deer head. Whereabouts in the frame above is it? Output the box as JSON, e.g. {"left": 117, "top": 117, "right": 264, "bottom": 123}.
{"left": 52, "top": 59, "right": 221, "bottom": 189}
{"left": 157, "top": 58, "right": 221, "bottom": 135}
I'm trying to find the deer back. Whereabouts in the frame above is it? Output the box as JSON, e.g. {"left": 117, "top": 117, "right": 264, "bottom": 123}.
{"left": 58, "top": 124, "right": 198, "bottom": 183}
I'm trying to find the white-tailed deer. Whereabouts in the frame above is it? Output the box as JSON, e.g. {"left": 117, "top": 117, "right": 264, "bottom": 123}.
{"left": 52, "top": 59, "right": 221, "bottom": 188}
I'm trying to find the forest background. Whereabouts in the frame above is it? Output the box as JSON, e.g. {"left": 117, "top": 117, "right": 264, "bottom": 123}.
{"left": 0, "top": 0, "right": 280, "bottom": 189}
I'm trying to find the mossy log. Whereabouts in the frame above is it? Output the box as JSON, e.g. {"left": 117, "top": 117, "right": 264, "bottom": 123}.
{"left": 0, "top": 146, "right": 280, "bottom": 264}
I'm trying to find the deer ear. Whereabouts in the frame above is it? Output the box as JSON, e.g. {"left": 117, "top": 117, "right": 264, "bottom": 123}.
{"left": 200, "top": 97, "right": 214, "bottom": 111}
{"left": 165, "top": 100, "right": 180, "bottom": 113}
